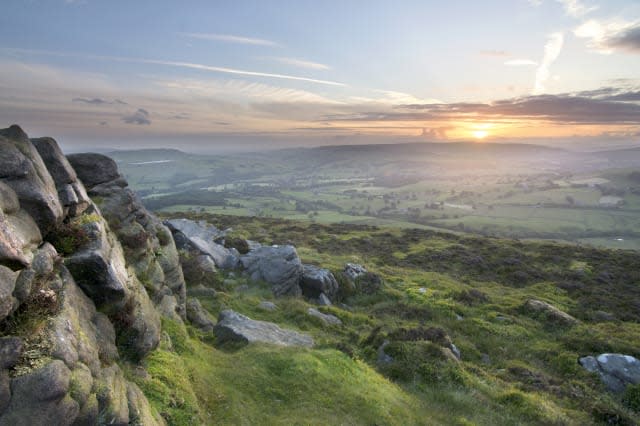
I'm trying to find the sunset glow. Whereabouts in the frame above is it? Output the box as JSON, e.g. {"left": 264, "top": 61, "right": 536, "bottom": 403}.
{"left": 0, "top": 1, "right": 638, "bottom": 151}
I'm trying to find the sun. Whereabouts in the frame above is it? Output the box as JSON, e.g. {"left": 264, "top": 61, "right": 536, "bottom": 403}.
{"left": 472, "top": 130, "right": 489, "bottom": 140}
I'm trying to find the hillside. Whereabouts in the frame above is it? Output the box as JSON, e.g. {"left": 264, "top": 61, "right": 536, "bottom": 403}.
{"left": 1, "top": 125, "right": 639, "bottom": 425}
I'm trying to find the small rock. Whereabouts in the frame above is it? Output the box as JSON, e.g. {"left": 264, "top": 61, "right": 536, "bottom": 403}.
{"left": 316, "top": 293, "right": 332, "bottom": 306}
{"left": 579, "top": 353, "right": 640, "bottom": 392}
{"left": 300, "top": 264, "right": 339, "bottom": 301}
{"left": 257, "top": 301, "right": 277, "bottom": 311}
{"left": 522, "top": 299, "right": 577, "bottom": 326}
{"left": 307, "top": 308, "right": 342, "bottom": 326}
{"left": 377, "top": 340, "right": 393, "bottom": 364}
{"left": 186, "top": 298, "right": 215, "bottom": 332}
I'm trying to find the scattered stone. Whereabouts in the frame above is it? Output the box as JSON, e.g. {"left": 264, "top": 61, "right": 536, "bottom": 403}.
{"left": 307, "top": 308, "right": 342, "bottom": 325}
{"left": 257, "top": 301, "right": 277, "bottom": 311}
{"left": 186, "top": 285, "right": 217, "bottom": 298}
{"left": 343, "top": 263, "right": 367, "bottom": 281}
{"left": 240, "top": 245, "right": 303, "bottom": 297}
{"left": 418, "top": 287, "right": 427, "bottom": 294}
{"left": 316, "top": 293, "right": 332, "bottom": 306}
{"left": 522, "top": 299, "right": 577, "bottom": 326}
{"left": 165, "top": 219, "right": 238, "bottom": 269}
{"left": 377, "top": 340, "right": 393, "bottom": 364}
{"left": 214, "top": 310, "right": 313, "bottom": 348}
{"left": 580, "top": 354, "right": 640, "bottom": 393}
{"left": 186, "top": 298, "right": 215, "bottom": 332}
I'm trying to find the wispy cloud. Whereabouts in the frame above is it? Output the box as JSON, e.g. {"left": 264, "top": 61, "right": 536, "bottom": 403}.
{"left": 269, "top": 57, "right": 331, "bottom": 70}
{"left": 0, "top": 48, "right": 346, "bottom": 87}
{"left": 505, "top": 59, "right": 538, "bottom": 66}
{"left": 72, "top": 97, "right": 128, "bottom": 105}
{"left": 575, "top": 19, "right": 640, "bottom": 54}
{"left": 557, "top": 0, "right": 598, "bottom": 18}
{"left": 479, "top": 50, "right": 511, "bottom": 57}
{"left": 533, "top": 32, "right": 564, "bottom": 95}
{"left": 180, "top": 32, "right": 279, "bottom": 47}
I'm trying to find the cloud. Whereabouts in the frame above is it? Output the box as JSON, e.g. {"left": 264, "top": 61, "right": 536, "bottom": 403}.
{"left": 269, "top": 57, "right": 331, "bottom": 70}
{"left": 179, "top": 33, "right": 278, "bottom": 47}
{"left": 1, "top": 48, "right": 346, "bottom": 87}
{"left": 533, "top": 32, "right": 564, "bottom": 95}
{"left": 324, "top": 87, "right": 640, "bottom": 125}
{"left": 122, "top": 108, "right": 151, "bottom": 125}
{"left": 575, "top": 20, "right": 640, "bottom": 54}
{"left": 505, "top": 59, "right": 538, "bottom": 66}
{"left": 72, "top": 97, "right": 128, "bottom": 105}
{"left": 479, "top": 50, "right": 511, "bottom": 57}
{"left": 556, "top": 0, "right": 597, "bottom": 17}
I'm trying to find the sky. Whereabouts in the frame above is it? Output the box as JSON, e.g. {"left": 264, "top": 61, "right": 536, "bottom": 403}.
{"left": 0, "top": 0, "right": 639, "bottom": 152}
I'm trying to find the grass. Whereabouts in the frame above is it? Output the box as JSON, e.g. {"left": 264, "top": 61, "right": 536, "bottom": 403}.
{"left": 133, "top": 213, "right": 640, "bottom": 425}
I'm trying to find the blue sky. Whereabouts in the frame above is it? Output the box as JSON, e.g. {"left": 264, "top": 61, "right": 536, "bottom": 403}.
{"left": 0, "top": 0, "right": 639, "bottom": 151}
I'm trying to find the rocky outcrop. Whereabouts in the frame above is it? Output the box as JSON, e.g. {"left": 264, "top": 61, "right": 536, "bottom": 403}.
{"left": 214, "top": 310, "right": 314, "bottom": 348}
{"left": 0, "top": 126, "right": 168, "bottom": 425}
{"left": 69, "top": 153, "right": 187, "bottom": 322}
{"left": 0, "top": 125, "right": 63, "bottom": 235}
{"left": 301, "top": 264, "right": 339, "bottom": 303}
{"left": 580, "top": 354, "right": 640, "bottom": 393}
{"left": 31, "top": 137, "right": 90, "bottom": 218}
{"left": 240, "top": 245, "right": 304, "bottom": 297}
{"left": 522, "top": 299, "right": 577, "bottom": 326}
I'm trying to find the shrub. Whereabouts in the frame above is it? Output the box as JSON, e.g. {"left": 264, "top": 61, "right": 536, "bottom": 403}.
{"left": 48, "top": 221, "right": 90, "bottom": 256}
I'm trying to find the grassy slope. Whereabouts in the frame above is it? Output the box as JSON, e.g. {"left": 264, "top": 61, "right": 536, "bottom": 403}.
{"left": 136, "top": 213, "right": 640, "bottom": 425}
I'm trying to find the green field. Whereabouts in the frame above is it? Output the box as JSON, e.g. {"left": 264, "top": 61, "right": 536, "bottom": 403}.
{"left": 111, "top": 145, "right": 640, "bottom": 250}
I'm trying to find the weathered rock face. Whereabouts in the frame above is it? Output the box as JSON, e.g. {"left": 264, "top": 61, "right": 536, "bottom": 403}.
{"left": 0, "top": 181, "right": 42, "bottom": 269}
{"left": 70, "top": 154, "right": 187, "bottom": 323}
{"left": 31, "top": 137, "right": 90, "bottom": 217}
{"left": 0, "top": 126, "right": 173, "bottom": 425}
{"left": 301, "top": 264, "right": 339, "bottom": 302}
{"left": 0, "top": 126, "right": 63, "bottom": 235}
{"left": 214, "top": 310, "right": 314, "bottom": 348}
{"left": 580, "top": 354, "right": 640, "bottom": 393}
{"left": 522, "top": 299, "right": 577, "bottom": 326}
{"left": 240, "top": 245, "right": 304, "bottom": 297}
{"left": 65, "top": 220, "right": 129, "bottom": 308}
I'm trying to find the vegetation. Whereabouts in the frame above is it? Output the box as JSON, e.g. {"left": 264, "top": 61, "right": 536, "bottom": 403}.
{"left": 137, "top": 213, "right": 640, "bottom": 425}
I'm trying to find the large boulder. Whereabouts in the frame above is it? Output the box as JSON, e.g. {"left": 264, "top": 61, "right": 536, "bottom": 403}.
{"left": 214, "top": 310, "right": 313, "bottom": 348}
{"left": 165, "top": 218, "right": 238, "bottom": 270}
{"left": 31, "top": 137, "right": 90, "bottom": 217}
{"left": 240, "top": 245, "right": 303, "bottom": 297}
{"left": 580, "top": 354, "right": 640, "bottom": 393}
{"left": 0, "top": 125, "right": 63, "bottom": 235}
{"left": 301, "top": 264, "right": 339, "bottom": 302}
{"left": 66, "top": 153, "right": 122, "bottom": 189}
